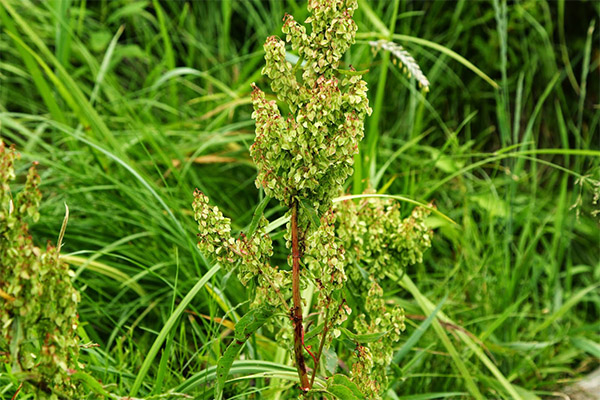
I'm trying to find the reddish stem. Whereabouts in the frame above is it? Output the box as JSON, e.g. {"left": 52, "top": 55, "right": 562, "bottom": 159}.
{"left": 310, "top": 304, "right": 331, "bottom": 386}
{"left": 11, "top": 383, "right": 22, "bottom": 400}
{"left": 291, "top": 200, "right": 311, "bottom": 391}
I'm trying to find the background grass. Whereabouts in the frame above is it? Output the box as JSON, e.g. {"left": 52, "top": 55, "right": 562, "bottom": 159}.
{"left": 0, "top": 0, "right": 598, "bottom": 398}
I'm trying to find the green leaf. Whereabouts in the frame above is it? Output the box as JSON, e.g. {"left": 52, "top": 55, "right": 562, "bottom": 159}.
{"left": 215, "top": 340, "right": 245, "bottom": 399}
{"left": 89, "top": 30, "right": 112, "bottom": 52}
{"left": 246, "top": 195, "right": 271, "bottom": 237}
{"left": 327, "top": 374, "right": 365, "bottom": 399}
{"left": 571, "top": 336, "right": 600, "bottom": 359}
{"left": 304, "top": 322, "right": 325, "bottom": 348}
{"left": 323, "top": 347, "right": 338, "bottom": 375}
{"left": 215, "top": 306, "right": 274, "bottom": 400}
{"left": 233, "top": 306, "right": 274, "bottom": 341}
{"left": 300, "top": 197, "right": 321, "bottom": 229}
{"left": 327, "top": 385, "right": 362, "bottom": 400}
{"left": 339, "top": 326, "right": 388, "bottom": 343}
{"left": 472, "top": 193, "right": 509, "bottom": 218}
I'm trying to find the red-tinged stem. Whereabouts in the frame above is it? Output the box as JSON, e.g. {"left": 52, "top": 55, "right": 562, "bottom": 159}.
{"left": 291, "top": 199, "right": 310, "bottom": 391}
{"left": 310, "top": 304, "right": 331, "bottom": 386}
{"left": 11, "top": 383, "right": 22, "bottom": 400}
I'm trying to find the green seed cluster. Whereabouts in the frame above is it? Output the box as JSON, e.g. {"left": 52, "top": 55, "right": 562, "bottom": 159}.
{"left": 305, "top": 211, "right": 350, "bottom": 328}
{"left": 350, "top": 344, "right": 375, "bottom": 396}
{"left": 283, "top": 0, "right": 359, "bottom": 86}
{"left": 353, "top": 282, "right": 406, "bottom": 397}
{"left": 251, "top": 0, "right": 371, "bottom": 214}
{"left": 335, "top": 196, "right": 433, "bottom": 398}
{"left": 193, "top": 190, "right": 290, "bottom": 307}
{"left": 336, "top": 196, "right": 433, "bottom": 288}
{"left": 0, "top": 141, "right": 82, "bottom": 399}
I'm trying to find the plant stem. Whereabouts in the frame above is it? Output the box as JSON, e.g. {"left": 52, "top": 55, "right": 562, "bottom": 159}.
{"left": 310, "top": 304, "right": 331, "bottom": 386}
{"left": 291, "top": 199, "right": 310, "bottom": 391}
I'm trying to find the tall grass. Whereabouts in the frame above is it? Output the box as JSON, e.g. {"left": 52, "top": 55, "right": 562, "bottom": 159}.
{"left": 0, "top": 0, "right": 598, "bottom": 398}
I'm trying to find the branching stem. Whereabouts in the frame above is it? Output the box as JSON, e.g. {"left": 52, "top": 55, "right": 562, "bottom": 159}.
{"left": 291, "top": 199, "right": 310, "bottom": 391}
{"left": 310, "top": 303, "right": 331, "bottom": 386}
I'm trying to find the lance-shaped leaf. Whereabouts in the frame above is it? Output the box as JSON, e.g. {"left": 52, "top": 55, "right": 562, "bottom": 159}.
{"left": 215, "top": 306, "right": 275, "bottom": 399}
{"left": 339, "top": 326, "right": 390, "bottom": 344}
{"left": 326, "top": 374, "right": 366, "bottom": 400}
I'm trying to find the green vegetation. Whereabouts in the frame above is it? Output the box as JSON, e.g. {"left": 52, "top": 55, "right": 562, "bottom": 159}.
{"left": 1, "top": 141, "right": 83, "bottom": 399}
{"left": 0, "top": 0, "right": 598, "bottom": 399}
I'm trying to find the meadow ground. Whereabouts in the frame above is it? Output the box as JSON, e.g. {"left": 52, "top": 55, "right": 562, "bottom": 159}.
{"left": 0, "top": 0, "right": 598, "bottom": 399}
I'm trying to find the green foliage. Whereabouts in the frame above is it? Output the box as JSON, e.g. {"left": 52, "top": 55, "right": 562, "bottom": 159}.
{"left": 215, "top": 306, "right": 275, "bottom": 400}
{"left": 0, "top": 0, "right": 598, "bottom": 399}
{"left": 335, "top": 196, "right": 433, "bottom": 396}
{"left": 0, "top": 141, "right": 82, "bottom": 399}
{"left": 324, "top": 374, "right": 366, "bottom": 399}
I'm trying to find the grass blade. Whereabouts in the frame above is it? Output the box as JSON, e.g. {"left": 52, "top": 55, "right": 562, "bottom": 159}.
{"left": 61, "top": 254, "right": 146, "bottom": 297}
{"left": 129, "top": 263, "right": 221, "bottom": 396}
{"left": 399, "top": 274, "right": 523, "bottom": 400}
{"left": 530, "top": 284, "right": 599, "bottom": 337}
{"left": 394, "top": 294, "right": 447, "bottom": 363}
{"left": 0, "top": 5, "right": 66, "bottom": 122}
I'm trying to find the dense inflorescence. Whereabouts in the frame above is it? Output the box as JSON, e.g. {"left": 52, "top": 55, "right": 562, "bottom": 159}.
{"left": 193, "top": 190, "right": 291, "bottom": 308}
{"left": 351, "top": 282, "right": 406, "bottom": 397}
{"left": 335, "top": 195, "right": 433, "bottom": 397}
{"left": 305, "top": 210, "right": 351, "bottom": 330}
{"left": 0, "top": 141, "right": 82, "bottom": 399}
{"left": 250, "top": 0, "right": 371, "bottom": 214}
{"left": 336, "top": 196, "right": 433, "bottom": 288}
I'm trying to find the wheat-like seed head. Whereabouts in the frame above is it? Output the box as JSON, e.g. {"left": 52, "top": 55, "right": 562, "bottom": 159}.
{"left": 369, "top": 39, "right": 430, "bottom": 91}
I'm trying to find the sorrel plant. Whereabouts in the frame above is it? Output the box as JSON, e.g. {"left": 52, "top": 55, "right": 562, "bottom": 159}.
{"left": 193, "top": 1, "right": 433, "bottom": 398}
{"left": 0, "top": 141, "right": 82, "bottom": 399}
